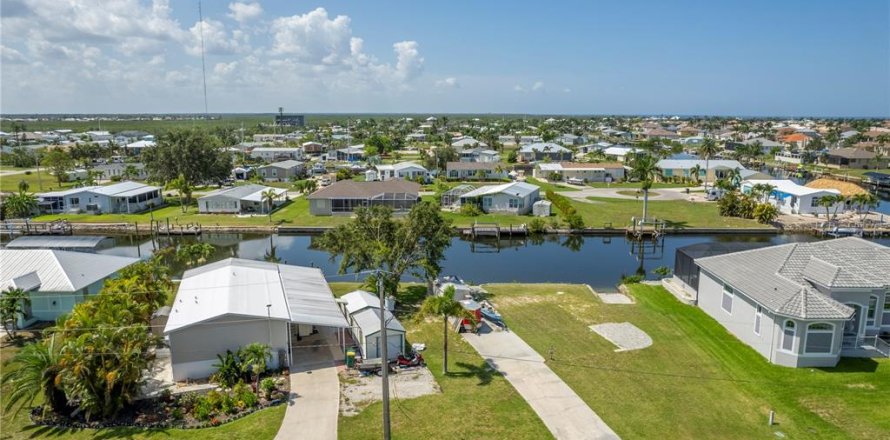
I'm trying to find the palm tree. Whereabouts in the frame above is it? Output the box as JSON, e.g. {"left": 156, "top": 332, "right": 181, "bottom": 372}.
{"left": 689, "top": 164, "right": 702, "bottom": 185}
{"left": 750, "top": 183, "right": 776, "bottom": 203}
{"left": 261, "top": 189, "right": 278, "bottom": 223}
{"left": 697, "top": 138, "right": 720, "bottom": 190}
{"left": 817, "top": 194, "right": 846, "bottom": 222}
{"left": 417, "top": 286, "right": 472, "bottom": 375}
{"left": 0, "top": 288, "right": 31, "bottom": 337}
{"left": 728, "top": 167, "right": 743, "bottom": 189}
{"left": 850, "top": 193, "right": 879, "bottom": 221}
{"left": 628, "top": 154, "right": 659, "bottom": 221}
{"left": 1, "top": 342, "right": 66, "bottom": 415}
{"left": 239, "top": 343, "right": 272, "bottom": 391}
{"left": 166, "top": 174, "right": 193, "bottom": 213}
{"left": 3, "top": 189, "right": 37, "bottom": 219}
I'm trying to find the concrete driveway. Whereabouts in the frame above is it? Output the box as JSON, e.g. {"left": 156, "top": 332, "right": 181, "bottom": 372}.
{"left": 275, "top": 328, "right": 341, "bottom": 440}
{"left": 462, "top": 323, "right": 620, "bottom": 440}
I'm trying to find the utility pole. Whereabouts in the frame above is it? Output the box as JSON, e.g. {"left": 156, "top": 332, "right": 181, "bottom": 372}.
{"left": 377, "top": 272, "right": 391, "bottom": 440}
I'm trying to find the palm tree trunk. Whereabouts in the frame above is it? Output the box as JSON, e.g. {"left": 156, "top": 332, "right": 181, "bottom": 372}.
{"left": 443, "top": 315, "right": 449, "bottom": 375}
{"left": 704, "top": 158, "right": 710, "bottom": 190}
{"left": 642, "top": 189, "right": 649, "bottom": 221}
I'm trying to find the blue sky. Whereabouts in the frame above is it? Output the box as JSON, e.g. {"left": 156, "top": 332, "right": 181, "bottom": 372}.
{"left": 1, "top": 0, "right": 888, "bottom": 116}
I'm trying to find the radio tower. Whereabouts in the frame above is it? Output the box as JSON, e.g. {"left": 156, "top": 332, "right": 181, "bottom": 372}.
{"left": 198, "top": 1, "right": 209, "bottom": 118}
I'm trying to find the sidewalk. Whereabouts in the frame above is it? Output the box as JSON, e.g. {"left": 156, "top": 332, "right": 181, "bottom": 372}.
{"left": 275, "top": 329, "right": 341, "bottom": 440}
{"left": 462, "top": 324, "right": 620, "bottom": 440}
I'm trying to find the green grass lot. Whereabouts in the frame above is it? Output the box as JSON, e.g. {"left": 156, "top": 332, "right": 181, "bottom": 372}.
{"left": 576, "top": 197, "right": 764, "bottom": 229}
{"left": 485, "top": 283, "right": 890, "bottom": 440}
{"left": 35, "top": 197, "right": 349, "bottom": 228}
{"left": 587, "top": 181, "right": 692, "bottom": 189}
{"left": 329, "top": 282, "right": 552, "bottom": 440}
{"left": 0, "top": 170, "right": 76, "bottom": 193}
{"left": 524, "top": 177, "right": 578, "bottom": 192}
{"left": 0, "top": 334, "right": 286, "bottom": 440}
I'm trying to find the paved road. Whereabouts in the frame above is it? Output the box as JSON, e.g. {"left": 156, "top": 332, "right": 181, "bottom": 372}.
{"left": 462, "top": 323, "right": 620, "bottom": 440}
{"left": 275, "top": 329, "right": 341, "bottom": 440}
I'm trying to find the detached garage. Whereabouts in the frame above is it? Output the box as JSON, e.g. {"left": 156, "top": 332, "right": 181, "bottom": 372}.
{"left": 164, "top": 258, "right": 349, "bottom": 381}
{"left": 341, "top": 290, "right": 406, "bottom": 360}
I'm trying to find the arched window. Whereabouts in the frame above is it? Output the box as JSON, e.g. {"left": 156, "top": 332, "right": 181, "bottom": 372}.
{"left": 781, "top": 320, "right": 795, "bottom": 352}
{"left": 805, "top": 323, "right": 835, "bottom": 354}
{"left": 866, "top": 296, "right": 879, "bottom": 327}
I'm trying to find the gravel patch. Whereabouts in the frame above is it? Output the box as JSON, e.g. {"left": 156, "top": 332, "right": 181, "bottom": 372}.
{"left": 339, "top": 366, "right": 440, "bottom": 416}
{"left": 589, "top": 322, "right": 652, "bottom": 352}
{"left": 585, "top": 285, "right": 634, "bottom": 304}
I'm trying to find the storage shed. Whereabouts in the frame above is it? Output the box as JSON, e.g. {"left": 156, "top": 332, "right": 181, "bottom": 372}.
{"left": 340, "top": 290, "right": 406, "bottom": 360}
{"left": 532, "top": 200, "right": 552, "bottom": 217}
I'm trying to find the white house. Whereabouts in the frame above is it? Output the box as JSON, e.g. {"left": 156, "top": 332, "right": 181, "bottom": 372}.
{"left": 37, "top": 181, "right": 163, "bottom": 214}
{"left": 741, "top": 179, "right": 842, "bottom": 216}
{"left": 124, "top": 140, "right": 155, "bottom": 155}
{"left": 534, "top": 162, "right": 626, "bottom": 183}
{"left": 340, "top": 290, "right": 406, "bottom": 360}
{"left": 451, "top": 137, "right": 488, "bottom": 149}
{"left": 257, "top": 160, "right": 304, "bottom": 182}
{"left": 0, "top": 250, "right": 138, "bottom": 328}
{"left": 445, "top": 162, "right": 507, "bottom": 180}
{"left": 603, "top": 146, "right": 639, "bottom": 162}
{"left": 656, "top": 159, "right": 745, "bottom": 182}
{"left": 681, "top": 238, "right": 890, "bottom": 367}
{"left": 459, "top": 181, "right": 540, "bottom": 215}
{"left": 373, "top": 162, "right": 428, "bottom": 182}
{"left": 198, "top": 184, "right": 287, "bottom": 214}
{"left": 164, "top": 259, "right": 349, "bottom": 381}
{"left": 518, "top": 143, "right": 573, "bottom": 162}
{"left": 249, "top": 147, "right": 303, "bottom": 162}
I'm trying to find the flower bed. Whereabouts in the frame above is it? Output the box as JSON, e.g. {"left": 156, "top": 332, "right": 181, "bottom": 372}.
{"left": 30, "top": 375, "right": 290, "bottom": 430}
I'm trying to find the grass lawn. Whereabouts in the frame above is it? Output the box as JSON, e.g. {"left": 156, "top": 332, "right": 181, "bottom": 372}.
{"left": 484, "top": 283, "right": 889, "bottom": 440}
{"left": 329, "top": 283, "right": 552, "bottom": 439}
{"left": 34, "top": 197, "right": 351, "bottom": 228}
{"left": 615, "top": 190, "right": 659, "bottom": 197}
{"left": 587, "top": 181, "right": 692, "bottom": 189}
{"left": 575, "top": 197, "right": 765, "bottom": 229}
{"left": 525, "top": 177, "right": 578, "bottom": 192}
{"left": 0, "top": 171, "right": 75, "bottom": 193}
{"left": 0, "top": 335, "right": 286, "bottom": 440}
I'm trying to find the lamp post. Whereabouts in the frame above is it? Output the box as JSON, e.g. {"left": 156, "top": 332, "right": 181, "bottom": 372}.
{"left": 377, "top": 272, "right": 391, "bottom": 440}
{"left": 266, "top": 303, "right": 273, "bottom": 347}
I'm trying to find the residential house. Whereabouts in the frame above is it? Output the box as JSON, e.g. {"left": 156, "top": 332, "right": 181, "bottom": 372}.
{"left": 533, "top": 162, "right": 625, "bottom": 183}
{"left": 249, "top": 147, "right": 303, "bottom": 162}
{"left": 94, "top": 162, "right": 148, "bottom": 180}
{"left": 459, "top": 181, "right": 540, "bottom": 215}
{"left": 257, "top": 160, "right": 304, "bottom": 182}
{"left": 498, "top": 135, "right": 517, "bottom": 146}
{"left": 774, "top": 151, "right": 804, "bottom": 165}
{"left": 85, "top": 130, "right": 112, "bottom": 141}
{"left": 198, "top": 184, "right": 287, "bottom": 214}
{"left": 445, "top": 162, "right": 508, "bottom": 180}
{"left": 124, "top": 140, "right": 155, "bottom": 155}
{"left": 0, "top": 250, "right": 138, "bottom": 328}
{"left": 823, "top": 148, "right": 882, "bottom": 169}
{"left": 519, "top": 135, "right": 543, "bottom": 145}
{"left": 301, "top": 141, "right": 325, "bottom": 155}
{"left": 518, "top": 143, "right": 573, "bottom": 162}
{"left": 406, "top": 133, "right": 426, "bottom": 142}
{"left": 642, "top": 127, "right": 679, "bottom": 139}
{"left": 253, "top": 133, "right": 288, "bottom": 142}
{"left": 340, "top": 290, "right": 406, "bottom": 360}
{"left": 373, "top": 162, "right": 428, "bottom": 182}
{"left": 676, "top": 238, "right": 890, "bottom": 367}
{"left": 741, "top": 179, "right": 843, "bottom": 215}
{"left": 307, "top": 180, "right": 420, "bottom": 215}
{"left": 603, "top": 146, "right": 639, "bottom": 162}
{"left": 164, "top": 259, "right": 349, "bottom": 380}
{"left": 451, "top": 137, "right": 488, "bottom": 149}
{"left": 336, "top": 145, "right": 366, "bottom": 162}
{"left": 459, "top": 147, "right": 500, "bottom": 163}
{"left": 558, "top": 134, "right": 587, "bottom": 145}
{"left": 655, "top": 159, "right": 744, "bottom": 182}
{"left": 37, "top": 181, "right": 163, "bottom": 214}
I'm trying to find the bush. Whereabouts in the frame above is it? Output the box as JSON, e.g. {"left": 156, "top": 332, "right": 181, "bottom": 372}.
{"left": 652, "top": 266, "right": 672, "bottom": 279}
{"left": 528, "top": 218, "right": 547, "bottom": 233}
{"left": 460, "top": 203, "right": 482, "bottom": 216}
{"left": 753, "top": 203, "right": 779, "bottom": 224}
{"left": 24, "top": 170, "right": 32, "bottom": 175}
{"left": 110, "top": 175, "right": 123, "bottom": 182}
{"left": 260, "top": 377, "right": 276, "bottom": 398}
{"left": 179, "top": 392, "right": 201, "bottom": 412}
{"left": 193, "top": 399, "right": 214, "bottom": 421}
{"left": 621, "top": 274, "right": 644, "bottom": 284}
{"left": 565, "top": 213, "right": 585, "bottom": 230}
{"left": 336, "top": 168, "right": 353, "bottom": 181}
{"left": 549, "top": 216, "right": 561, "bottom": 230}
{"left": 546, "top": 190, "right": 577, "bottom": 217}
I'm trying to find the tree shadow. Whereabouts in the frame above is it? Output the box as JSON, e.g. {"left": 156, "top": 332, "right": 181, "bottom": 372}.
{"left": 816, "top": 357, "right": 880, "bottom": 373}
{"left": 448, "top": 361, "right": 496, "bottom": 386}
{"left": 664, "top": 220, "right": 689, "bottom": 229}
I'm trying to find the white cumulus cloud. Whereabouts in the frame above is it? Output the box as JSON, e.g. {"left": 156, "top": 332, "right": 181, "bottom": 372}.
{"left": 228, "top": 2, "right": 263, "bottom": 23}
{"left": 436, "top": 77, "right": 460, "bottom": 88}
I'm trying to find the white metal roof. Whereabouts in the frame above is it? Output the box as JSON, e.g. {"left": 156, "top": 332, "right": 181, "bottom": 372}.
{"left": 460, "top": 181, "right": 540, "bottom": 199}
{"left": 164, "top": 258, "right": 348, "bottom": 334}
{"left": 351, "top": 307, "right": 405, "bottom": 336}
{"left": 742, "top": 179, "right": 840, "bottom": 197}
{"left": 5, "top": 235, "right": 108, "bottom": 250}
{"left": 656, "top": 159, "right": 744, "bottom": 170}
{"left": 0, "top": 249, "right": 138, "bottom": 292}
{"left": 341, "top": 290, "right": 380, "bottom": 315}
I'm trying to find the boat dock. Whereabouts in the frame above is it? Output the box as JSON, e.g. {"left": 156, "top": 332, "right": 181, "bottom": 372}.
{"left": 463, "top": 222, "right": 528, "bottom": 239}
{"left": 0, "top": 220, "right": 73, "bottom": 236}
{"left": 151, "top": 219, "right": 202, "bottom": 236}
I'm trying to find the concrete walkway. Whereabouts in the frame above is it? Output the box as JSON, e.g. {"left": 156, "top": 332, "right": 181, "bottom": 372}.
{"left": 462, "top": 323, "right": 620, "bottom": 440}
{"left": 275, "top": 329, "right": 341, "bottom": 440}
{"left": 564, "top": 186, "right": 696, "bottom": 202}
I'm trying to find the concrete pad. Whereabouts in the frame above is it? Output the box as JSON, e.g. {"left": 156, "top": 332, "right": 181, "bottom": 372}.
{"left": 590, "top": 322, "right": 652, "bottom": 352}
{"left": 275, "top": 329, "right": 341, "bottom": 440}
{"left": 463, "top": 323, "right": 620, "bottom": 440}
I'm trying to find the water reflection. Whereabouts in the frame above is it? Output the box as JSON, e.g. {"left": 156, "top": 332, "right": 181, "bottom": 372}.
{"left": 97, "top": 233, "right": 890, "bottom": 290}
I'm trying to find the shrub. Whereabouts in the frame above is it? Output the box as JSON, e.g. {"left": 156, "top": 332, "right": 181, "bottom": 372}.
{"left": 528, "top": 218, "right": 547, "bottom": 234}
{"left": 545, "top": 190, "right": 577, "bottom": 216}
{"left": 240, "top": 389, "right": 259, "bottom": 408}
{"left": 652, "top": 266, "right": 672, "bottom": 279}
{"left": 110, "top": 175, "right": 123, "bottom": 182}
{"left": 753, "top": 203, "right": 779, "bottom": 224}
{"left": 260, "top": 377, "right": 276, "bottom": 398}
{"left": 193, "top": 399, "right": 213, "bottom": 421}
{"left": 460, "top": 203, "right": 482, "bottom": 216}
{"left": 212, "top": 350, "right": 243, "bottom": 387}
{"left": 621, "top": 274, "right": 644, "bottom": 284}
{"left": 565, "top": 213, "right": 585, "bottom": 230}
{"left": 548, "top": 216, "right": 561, "bottom": 230}
{"left": 336, "top": 168, "right": 353, "bottom": 181}
{"left": 24, "top": 170, "right": 32, "bottom": 175}
{"left": 179, "top": 392, "right": 201, "bottom": 412}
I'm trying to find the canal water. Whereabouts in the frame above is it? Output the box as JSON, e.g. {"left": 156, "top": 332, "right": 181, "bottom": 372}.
{"left": 97, "top": 233, "right": 890, "bottom": 290}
